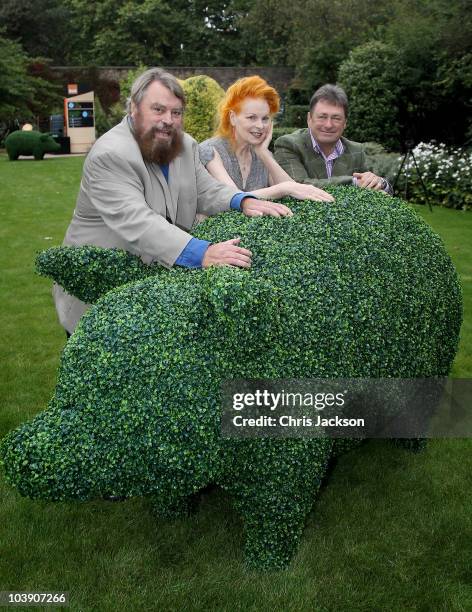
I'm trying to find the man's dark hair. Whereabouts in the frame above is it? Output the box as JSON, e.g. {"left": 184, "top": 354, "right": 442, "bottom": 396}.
{"left": 309, "top": 84, "right": 348, "bottom": 117}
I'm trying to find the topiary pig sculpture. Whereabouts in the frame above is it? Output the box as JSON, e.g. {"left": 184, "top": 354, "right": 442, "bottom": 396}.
{"left": 5, "top": 130, "right": 60, "bottom": 160}
{"left": 0, "top": 188, "right": 462, "bottom": 570}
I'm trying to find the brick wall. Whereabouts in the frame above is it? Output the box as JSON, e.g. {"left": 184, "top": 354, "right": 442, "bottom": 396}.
{"left": 51, "top": 66, "right": 296, "bottom": 107}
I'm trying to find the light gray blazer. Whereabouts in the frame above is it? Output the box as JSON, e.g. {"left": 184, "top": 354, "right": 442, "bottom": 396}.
{"left": 54, "top": 117, "right": 239, "bottom": 333}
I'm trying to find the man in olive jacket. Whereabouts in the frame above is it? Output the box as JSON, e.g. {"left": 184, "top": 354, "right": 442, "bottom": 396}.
{"left": 274, "top": 84, "right": 392, "bottom": 194}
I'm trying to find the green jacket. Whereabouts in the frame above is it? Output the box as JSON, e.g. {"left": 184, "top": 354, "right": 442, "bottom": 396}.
{"left": 274, "top": 129, "right": 368, "bottom": 188}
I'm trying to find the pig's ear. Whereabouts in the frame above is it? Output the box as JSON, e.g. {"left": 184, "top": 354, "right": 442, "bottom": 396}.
{"left": 201, "top": 266, "right": 279, "bottom": 347}
{"left": 36, "top": 246, "right": 164, "bottom": 303}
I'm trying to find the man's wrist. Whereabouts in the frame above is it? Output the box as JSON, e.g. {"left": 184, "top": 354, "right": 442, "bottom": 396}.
{"left": 174, "top": 237, "right": 210, "bottom": 268}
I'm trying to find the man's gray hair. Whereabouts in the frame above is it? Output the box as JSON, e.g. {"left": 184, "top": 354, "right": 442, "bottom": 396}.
{"left": 126, "top": 67, "right": 186, "bottom": 114}
{"left": 309, "top": 84, "right": 348, "bottom": 117}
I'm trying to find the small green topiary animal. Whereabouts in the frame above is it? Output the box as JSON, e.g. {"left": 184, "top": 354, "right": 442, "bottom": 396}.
{"left": 0, "top": 188, "right": 462, "bottom": 570}
{"left": 5, "top": 130, "right": 60, "bottom": 160}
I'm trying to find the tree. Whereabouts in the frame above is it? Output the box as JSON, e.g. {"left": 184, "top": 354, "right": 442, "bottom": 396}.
{"left": 338, "top": 41, "right": 402, "bottom": 150}
{"left": 292, "top": 0, "right": 392, "bottom": 90}
{"left": 0, "top": 0, "right": 75, "bottom": 64}
{"left": 66, "top": 0, "right": 252, "bottom": 67}
{"left": 238, "top": 0, "right": 297, "bottom": 65}
{"left": 0, "top": 32, "right": 62, "bottom": 141}
{"left": 177, "top": 0, "right": 253, "bottom": 66}
{"left": 67, "top": 0, "right": 180, "bottom": 65}
{"left": 0, "top": 35, "right": 35, "bottom": 122}
{"left": 294, "top": 0, "right": 471, "bottom": 147}
{"left": 381, "top": 0, "right": 472, "bottom": 146}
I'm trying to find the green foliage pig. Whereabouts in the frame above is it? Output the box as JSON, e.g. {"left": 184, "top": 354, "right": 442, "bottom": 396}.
{"left": 5, "top": 130, "right": 60, "bottom": 160}
{"left": 0, "top": 189, "right": 463, "bottom": 570}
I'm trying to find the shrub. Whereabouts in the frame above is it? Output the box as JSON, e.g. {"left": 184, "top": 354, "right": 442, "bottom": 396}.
{"left": 180, "top": 75, "right": 224, "bottom": 142}
{"left": 94, "top": 97, "right": 114, "bottom": 139}
{"left": 119, "top": 64, "right": 149, "bottom": 103}
{"left": 338, "top": 41, "right": 402, "bottom": 151}
{"left": 362, "top": 142, "right": 388, "bottom": 156}
{"left": 106, "top": 102, "right": 126, "bottom": 128}
{"left": 95, "top": 65, "right": 146, "bottom": 137}
{"left": 396, "top": 142, "right": 472, "bottom": 210}
{"left": 360, "top": 142, "right": 401, "bottom": 183}
{"left": 270, "top": 126, "right": 298, "bottom": 152}
{"left": 280, "top": 104, "right": 307, "bottom": 128}
{"left": 1, "top": 188, "right": 462, "bottom": 570}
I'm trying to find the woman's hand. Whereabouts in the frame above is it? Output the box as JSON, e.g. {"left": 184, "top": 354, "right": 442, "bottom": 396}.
{"left": 241, "top": 197, "right": 293, "bottom": 217}
{"left": 253, "top": 120, "right": 273, "bottom": 154}
{"left": 284, "top": 181, "right": 335, "bottom": 202}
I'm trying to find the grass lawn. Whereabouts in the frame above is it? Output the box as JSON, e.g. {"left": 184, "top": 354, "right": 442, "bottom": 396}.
{"left": 1, "top": 155, "right": 471, "bottom": 612}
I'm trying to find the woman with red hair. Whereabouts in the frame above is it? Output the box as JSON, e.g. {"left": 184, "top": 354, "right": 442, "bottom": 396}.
{"left": 199, "top": 76, "right": 333, "bottom": 202}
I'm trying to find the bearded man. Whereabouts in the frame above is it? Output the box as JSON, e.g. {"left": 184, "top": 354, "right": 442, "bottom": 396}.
{"left": 54, "top": 67, "right": 291, "bottom": 334}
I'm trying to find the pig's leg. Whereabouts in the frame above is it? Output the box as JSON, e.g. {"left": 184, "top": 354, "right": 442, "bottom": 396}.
{"left": 221, "top": 438, "right": 333, "bottom": 570}
{"left": 33, "top": 146, "right": 44, "bottom": 160}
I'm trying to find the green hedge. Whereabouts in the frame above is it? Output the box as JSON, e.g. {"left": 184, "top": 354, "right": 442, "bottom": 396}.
{"left": 280, "top": 104, "right": 307, "bottom": 128}
{"left": 270, "top": 126, "right": 298, "bottom": 151}
{"left": 180, "top": 75, "right": 224, "bottom": 142}
{"left": 0, "top": 188, "right": 462, "bottom": 570}
{"left": 339, "top": 41, "right": 401, "bottom": 151}
{"left": 361, "top": 141, "right": 401, "bottom": 183}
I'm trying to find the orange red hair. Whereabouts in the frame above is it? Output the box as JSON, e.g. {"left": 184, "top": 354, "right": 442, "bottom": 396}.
{"left": 215, "top": 75, "right": 280, "bottom": 142}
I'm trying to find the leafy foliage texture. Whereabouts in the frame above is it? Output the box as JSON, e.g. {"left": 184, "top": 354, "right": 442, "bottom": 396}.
{"left": 338, "top": 41, "right": 402, "bottom": 151}
{"left": 0, "top": 32, "right": 61, "bottom": 130}
{"left": 5, "top": 130, "right": 60, "bottom": 160}
{"left": 0, "top": 188, "right": 462, "bottom": 569}
{"left": 180, "top": 75, "right": 224, "bottom": 143}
